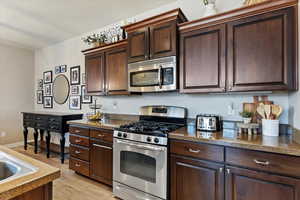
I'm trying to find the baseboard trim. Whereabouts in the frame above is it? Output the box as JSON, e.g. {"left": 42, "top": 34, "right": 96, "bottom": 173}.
{"left": 4, "top": 140, "right": 34, "bottom": 148}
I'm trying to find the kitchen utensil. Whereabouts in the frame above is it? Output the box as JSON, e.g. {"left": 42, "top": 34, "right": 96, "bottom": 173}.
{"left": 271, "top": 105, "right": 283, "bottom": 119}
{"left": 264, "top": 104, "right": 271, "bottom": 119}
{"left": 256, "top": 104, "right": 266, "bottom": 119}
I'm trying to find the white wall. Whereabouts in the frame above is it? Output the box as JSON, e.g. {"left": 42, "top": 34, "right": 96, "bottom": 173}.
{"left": 35, "top": 0, "right": 290, "bottom": 125}
{"left": 0, "top": 43, "right": 34, "bottom": 145}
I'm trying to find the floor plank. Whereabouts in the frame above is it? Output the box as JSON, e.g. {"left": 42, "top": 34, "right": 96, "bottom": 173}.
{"left": 13, "top": 146, "right": 116, "bottom": 200}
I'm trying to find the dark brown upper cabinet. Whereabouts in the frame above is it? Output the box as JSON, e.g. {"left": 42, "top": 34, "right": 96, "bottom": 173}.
{"left": 179, "top": 1, "right": 298, "bottom": 93}
{"left": 227, "top": 7, "right": 296, "bottom": 92}
{"left": 180, "top": 24, "right": 226, "bottom": 93}
{"left": 82, "top": 40, "right": 129, "bottom": 95}
{"left": 123, "top": 9, "right": 188, "bottom": 63}
{"left": 106, "top": 47, "right": 128, "bottom": 94}
{"left": 85, "top": 53, "right": 105, "bottom": 94}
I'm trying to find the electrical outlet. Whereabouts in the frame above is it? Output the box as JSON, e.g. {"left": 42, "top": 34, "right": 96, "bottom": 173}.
{"left": 227, "top": 102, "right": 235, "bottom": 115}
{"left": 113, "top": 101, "right": 118, "bottom": 109}
{"left": 0, "top": 131, "right": 6, "bottom": 137}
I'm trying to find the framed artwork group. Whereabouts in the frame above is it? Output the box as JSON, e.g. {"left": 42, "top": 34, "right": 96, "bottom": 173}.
{"left": 37, "top": 65, "right": 92, "bottom": 110}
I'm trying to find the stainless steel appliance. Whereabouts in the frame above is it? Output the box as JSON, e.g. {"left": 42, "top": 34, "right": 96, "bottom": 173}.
{"left": 128, "top": 56, "right": 177, "bottom": 92}
{"left": 113, "top": 106, "right": 187, "bottom": 200}
{"left": 196, "top": 114, "right": 221, "bottom": 132}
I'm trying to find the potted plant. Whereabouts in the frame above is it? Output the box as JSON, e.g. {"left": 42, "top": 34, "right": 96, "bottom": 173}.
{"left": 82, "top": 33, "right": 107, "bottom": 47}
{"left": 240, "top": 111, "right": 253, "bottom": 124}
{"left": 203, "top": 0, "right": 217, "bottom": 17}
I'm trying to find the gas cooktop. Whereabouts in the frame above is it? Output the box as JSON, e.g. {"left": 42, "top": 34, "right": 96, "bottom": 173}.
{"left": 116, "top": 120, "right": 184, "bottom": 137}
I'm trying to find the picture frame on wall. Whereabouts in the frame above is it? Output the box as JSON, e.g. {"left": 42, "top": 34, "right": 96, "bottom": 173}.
{"left": 55, "top": 66, "right": 61, "bottom": 74}
{"left": 69, "top": 96, "right": 81, "bottom": 110}
{"left": 81, "top": 85, "right": 92, "bottom": 104}
{"left": 44, "top": 96, "right": 53, "bottom": 109}
{"left": 37, "top": 90, "right": 43, "bottom": 104}
{"left": 37, "top": 79, "right": 43, "bottom": 90}
{"left": 43, "top": 71, "right": 53, "bottom": 84}
{"left": 60, "top": 65, "right": 67, "bottom": 73}
{"left": 82, "top": 73, "right": 86, "bottom": 85}
{"left": 70, "top": 66, "right": 80, "bottom": 85}
{"left": 44, "top": 84, "right": 52, "bottom": 96}
{"left": 71, "top": 85, "right": 80, "bottom": 95}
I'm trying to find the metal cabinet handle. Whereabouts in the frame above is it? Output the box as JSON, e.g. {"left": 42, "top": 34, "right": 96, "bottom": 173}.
{"left": 75, "top": 130, "right": 80, "bottom": 133}
{"left": 188, "top": 148, "right": 201, "bottom": 154}
{"left": 75, "top": 139, "right": 81, "bottom": 143}
{"left": 93, "top": 144, "right": 112, "bottom": 150}
{"left": 226, "top": 169, "right": 231, "bottom": 174}
{"left": 219, "top": 168, "right": 223, "bottom": 173}
{"left": 75, "top": 151, "right": 81, "bottom": 154}
{"left": 254, "top": 159, "right": 270, "bottom": 166}
{"left": 75, "top": 164, "right": 81, "bottom": 167}
{"left": 97, "top": 134, "right": 105, "bottom": 137}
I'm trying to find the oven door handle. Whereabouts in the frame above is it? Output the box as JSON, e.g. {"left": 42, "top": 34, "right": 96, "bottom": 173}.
{"left": 116, "top": 140, "right": 166, "bottom": 152}
{"left": 158, "top": 65, "right": 163, "bottom": 89}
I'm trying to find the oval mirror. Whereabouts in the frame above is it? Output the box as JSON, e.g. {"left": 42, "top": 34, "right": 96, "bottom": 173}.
{"left": 53, "top": 75, "right": 70, "bottom": 104}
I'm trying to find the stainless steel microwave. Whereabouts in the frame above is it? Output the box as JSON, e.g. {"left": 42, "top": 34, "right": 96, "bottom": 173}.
{"left": 128, "top": 56, "right": 177, "bottom": 92}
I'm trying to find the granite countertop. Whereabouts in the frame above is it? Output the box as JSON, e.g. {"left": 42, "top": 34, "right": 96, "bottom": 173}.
{"left": 169, "top": 127, "right": 300, "bottom": 157}
{"left": 0, "top": 146, "right": 60, "bottom": 200}
{"left": 67, "top": 118, "right": 137, "bottom": 130}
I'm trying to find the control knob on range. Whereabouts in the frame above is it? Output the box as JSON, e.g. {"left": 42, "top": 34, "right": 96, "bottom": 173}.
{"left": 117, "top": 132, "right": 122, "bottom": 137}
{"left": 154, "top": 138, "right": 160, "bottom": 143}
{"left": 147, "top": 137, "right": 152, "bottom": 142}
{"left": 123, "top": 133, "right": 127, "bottom": 138}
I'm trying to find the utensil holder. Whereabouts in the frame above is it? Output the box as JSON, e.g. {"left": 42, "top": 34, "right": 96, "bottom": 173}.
{"left": 262, "top": 119, "right": 279, "bottom": 137}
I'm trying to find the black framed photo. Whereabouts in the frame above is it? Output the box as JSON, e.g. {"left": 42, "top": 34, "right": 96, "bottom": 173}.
{"left": 37, "top": 79, "right": 43, "bottom": 90}
{"left": 43, "top": 71, "right": 53, "bottom": 84}
{"left": 55, "top": 66, "right": 61, "bottom": 74}
{"left": 37, "top": 90, "right": 43, "bottom": 104}
{"left": 70, "top": 66, "right": 80, "bottom": 85}
{"left": 69, "top": 96, "right": 81, "bottom": 110}
{"left": 44, "top": 96, "right": 53, "bottom": 109}
{"left": 60, "top": 65, "right": 67, "bottom": 73}
{"left": 81, "top": 85, "right": 92, "bottom": 104}
{"left": 71, "top": 85, "right": 80, "bottom": 95}
{"left": 44, "top": 84, "right": 52, "bottom": 96}
{"left": 82, "top": 73, "right": 86, "bottom": 85}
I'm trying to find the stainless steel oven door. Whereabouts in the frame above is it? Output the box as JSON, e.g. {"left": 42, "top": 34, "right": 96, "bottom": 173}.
{"left": 113, "top": 138, "right": 167, "bottom": 199}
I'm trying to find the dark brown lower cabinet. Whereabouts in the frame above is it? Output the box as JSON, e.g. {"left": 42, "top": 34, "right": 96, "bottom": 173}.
{"left": 90, "top": 139, "right": 113, "bottom": 186}
{"left": 171, "top": 155, "right": 224, "bottom": 200}
{"left": 12, "top": 182, "right": 53, "bottom": 200}
{"left": 225, "top": 166, "right": 300, "bottom": 200}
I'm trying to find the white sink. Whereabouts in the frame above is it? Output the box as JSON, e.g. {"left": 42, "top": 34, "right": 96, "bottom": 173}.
{"left": 0, "top": 151, "right": 38, "bottom": 184}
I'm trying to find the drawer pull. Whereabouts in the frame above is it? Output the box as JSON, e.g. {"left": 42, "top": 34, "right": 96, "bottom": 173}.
{"left": 188, "top": 148, "right": 201, "bottom": 154}
{"left": 75, "top": 139, "right": 82, "bottom": 143}
{"left": 97, "top": 134, "right": 105, "bottom": 137}
{"left": 93, "top": 144, "right": 112, "bottom": 150}
{"left": 254, "top": 159, "right": 270, "bottom": 166}
{"left": 75, "top": 164, "right": 81, "bottom": 167}
{"left": 75, "top": 130, "right": 80, "bottom": 133}
{"left": 75, "top": 151, "right": 81, "bottom": 154}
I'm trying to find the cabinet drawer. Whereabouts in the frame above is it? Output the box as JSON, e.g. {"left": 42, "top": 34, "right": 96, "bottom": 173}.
{"left": 70, "top": 145, "right": 90, "bottom": 161}
{"left": 170, "top": 140, "right": 224, "bottom": 162}
{"left": 48, "top": 116, "right": 61, "bottom": 123}
{"left": 90, "top": 129, "right": 113, "bottom": 143}
{"left": 23, "top": 114, "right": 34, "bottom": 120}
{"left": 69, "top": 126, "right": 90, "bottom": 137}
{"left": 69, "top": 134, "right": 90, "bottom": 147}
{"left": 69, "top": 157, "right": 90, "bottom": 177}
{"left": 226, "top": 147, "right": 300, "bottom": 177}
{"left": 23, "top": 121, "right": 35, "bottom": 128}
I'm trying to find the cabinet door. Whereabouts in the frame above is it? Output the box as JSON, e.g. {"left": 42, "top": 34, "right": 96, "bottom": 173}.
{"left": 106, "top": 47, "right": 128, "bottom": 94}
{"left": 227, "top": 7, "right": 296, "bottom": 92}
{"left": 150, "top": 21, "right": 177, "bottom": 59}
{"left": 226, "top": 166, "right": 300, "bottom": 200}
{"left": 85, "top": 53, "right": 105, "bottom": 94}
{"left": 171, "top": 155, "right": 224, "bottom": 200}
{"left": 128, "top": 27, "right": 149, "bottom": 63}
{"left": 180, "top": 24, "right": 226, "bottom": 93}
{"left": 90, "top": 140, "right": 113, "bottom": 186}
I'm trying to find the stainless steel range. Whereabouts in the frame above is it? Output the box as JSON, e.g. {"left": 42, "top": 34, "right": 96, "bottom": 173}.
{"left": 113, "top": 105, "right": 187, "bottom": 200}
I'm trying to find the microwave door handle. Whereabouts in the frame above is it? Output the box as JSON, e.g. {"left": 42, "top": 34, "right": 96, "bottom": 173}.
{"left": 158, "top": 65, "right": 163, "bottom": 89}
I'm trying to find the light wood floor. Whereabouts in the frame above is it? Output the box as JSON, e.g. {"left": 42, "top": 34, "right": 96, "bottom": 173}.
{"left": 13, "top": 146, "right": 116, "bottom": 200}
